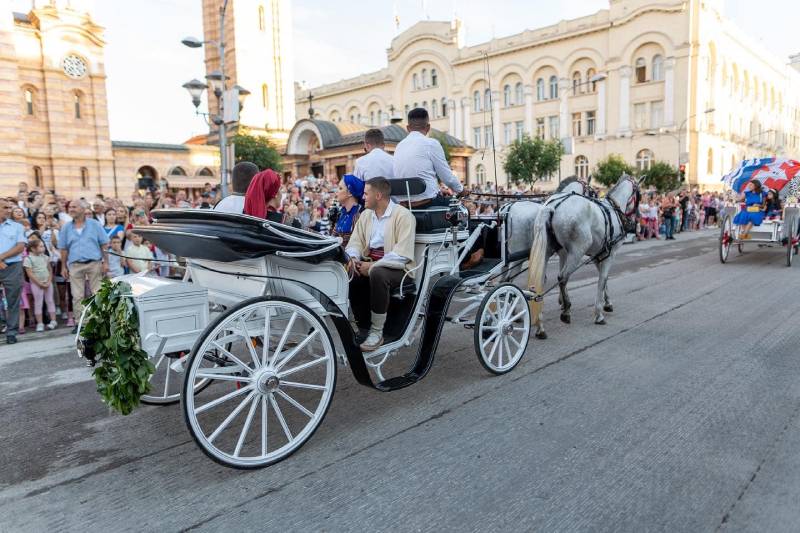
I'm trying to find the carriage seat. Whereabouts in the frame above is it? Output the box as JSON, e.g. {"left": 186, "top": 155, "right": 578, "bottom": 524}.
{"left": 390, "top": 177, "right": 451, "bottom": 233}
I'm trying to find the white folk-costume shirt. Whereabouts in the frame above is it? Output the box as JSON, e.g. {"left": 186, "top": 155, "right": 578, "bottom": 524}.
{"left": 392, "top": 131, "right": 464, "bottom": 202}
{"left": 354, "top": 148, "right": 394, "bottom": 181}
{"left": 213, "top": 194, "right": 245, "bottom": 214}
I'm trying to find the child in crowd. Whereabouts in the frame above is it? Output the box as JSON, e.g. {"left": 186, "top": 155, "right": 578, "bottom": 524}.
{"left": 23, "top": 239, "right": 58, "bottom": 332}
{"left": 125, "top": 232, "right": 154, "bottom": 273}
{"left": 107, "top": 236, "right": 125, "bottom": 278}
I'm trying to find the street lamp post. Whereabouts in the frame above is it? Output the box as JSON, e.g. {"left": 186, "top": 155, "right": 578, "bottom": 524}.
{"left": 180, "top": 0, "right": 247, "bottom": 198}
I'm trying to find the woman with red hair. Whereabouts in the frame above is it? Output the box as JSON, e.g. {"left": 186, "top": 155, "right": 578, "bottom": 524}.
{"left": 243, "top": 169, "right": 300, "bottom": 228}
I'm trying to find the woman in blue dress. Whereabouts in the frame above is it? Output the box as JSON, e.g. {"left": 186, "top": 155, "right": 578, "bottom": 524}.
{"left": 332, "top": 174, "right": 364, "bottom": 246}
{"left": 733, "top": 180, "right": 765, "bottom": 239}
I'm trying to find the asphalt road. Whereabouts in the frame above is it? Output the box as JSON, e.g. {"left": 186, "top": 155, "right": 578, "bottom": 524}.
{"left": 2, "top": 229, "right": 800, "bottom": 532}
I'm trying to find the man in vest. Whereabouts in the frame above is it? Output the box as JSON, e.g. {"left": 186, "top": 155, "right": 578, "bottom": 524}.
{"left": 345, "top": 177, "right": 416, "bottom": 351}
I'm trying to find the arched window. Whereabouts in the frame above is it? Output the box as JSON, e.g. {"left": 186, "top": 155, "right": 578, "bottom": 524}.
{"left": 515, "top": 82, "right": 523, "bottom": 105}
{"left": 80, "top": 167, "right": 89, "bottom": 188}
{"left": 476, "top": 164, "right": 486, "bottom": 184}
{"left": 32, "top": 166, "right": 42, "bottom": 188}
{"left": 473, "top": 90, "right": 481, "bottom": 112}
{"left": 503, "top": 84, "right": 511, "bottom": 107}
{"left": 587, "top": 68, "right": 597, "bottom": 92}
{"left": 404, "top": 104, "right": 410, "bottom": 116}
{"left": 74, "top": 92, "right": 81, "bottom": 119}
{"left": 370, "top": 111, "right": 375, "bottom": 124}
{"left": 636, "top": 149, "right": 654, "bottom": 172}
{"left": 572, "top": 71, "right": 581, "bottom": 94}
{"left": 484, "top": 88, "right": 491, "bottom": 110}
{"left": 422, "top": 101, "right": 428, "bottom": 111}
{"left": 197, "top": 167, "right": 214, "bottom": 177}
{"left": 24, "top": 88, "right": 34, "bottom": 115}
{"left": 421, "top": 69, "right": 428, "bottom": 88}
{"left": 441, "top": 98, "right": 447, "bottom": 117}
{"left": 635, "top": 57, "right": 647, "bottom": 83}
{"left": 169, "top": 166, "right": 187, "bottom": 176}
{"left": 652, "top": 55, "right": 664, "bottom": 81}
{"left": 574, "top": 155, "right": 589, "bottom": 179}
{"left": 431, "top": 69, "right": 438, "bottom": 87}
{"left": 707, "top": 148, "right": 714, "bottom": 174}
{"left": 258, "top": 4, "right": 265, "bottom": 31}
{"left": 536, "top": 78, "right": 545, "bottom": 101}
{"left": 261, "top": 84, "right": 269, "bottom": 109}
{"left": 412, "top": 73, "right": 419, "bottom": 91}
{"left": 431, "top": 99, "right": 438, "bottom": 119}
{"left": 549, "top": 76, "right": 558, "bottom": 99}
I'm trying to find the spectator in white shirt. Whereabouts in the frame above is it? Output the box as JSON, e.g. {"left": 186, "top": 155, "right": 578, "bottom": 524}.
{"left": 354, "top": 128, "right": 394, "bottom": 181}
{"left": 215, "top": 161, "right": 260, "bottom": 214}
{"left": 392, "top": 107, "right": 465, "bottom": 207}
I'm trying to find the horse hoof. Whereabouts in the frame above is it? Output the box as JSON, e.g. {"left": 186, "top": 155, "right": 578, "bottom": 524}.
{"left": 535, "top": 331, "right": 548, "bottom": 340}
{"left": 603, "top": 305, "right": 614, "bottom": 313}
{"left": 560, "top": 314, "right": 571, "bottom": 324}
{"left": 595, "top": 318, "right": 607, "bottom": 325}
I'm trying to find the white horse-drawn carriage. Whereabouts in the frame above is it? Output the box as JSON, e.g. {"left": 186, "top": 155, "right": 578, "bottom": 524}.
{"left": 84, "top": 178, "right": 540, "bottom": 469}
{"left": 718, "top": 202, "right": 800, "bottom": 266}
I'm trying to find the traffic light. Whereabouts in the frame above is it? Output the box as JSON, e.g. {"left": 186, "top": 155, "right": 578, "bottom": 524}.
{"left": 679, "top": 164, "right": 686, "bottom": 182}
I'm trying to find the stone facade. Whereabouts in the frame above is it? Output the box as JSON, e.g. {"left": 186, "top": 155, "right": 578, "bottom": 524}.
{"left": 201, "top": 0, "right": 296, "bottom": 143}
{"left": 296, "top": 0, "right": 800, "bottom": 190}
{"left": 0, "top": 2, "right": 222, "bottom": 199}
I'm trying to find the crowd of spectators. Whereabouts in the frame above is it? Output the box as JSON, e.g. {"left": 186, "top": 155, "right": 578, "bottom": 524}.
{"left": 0, "top": 175, "right": 734, "bottom": 344}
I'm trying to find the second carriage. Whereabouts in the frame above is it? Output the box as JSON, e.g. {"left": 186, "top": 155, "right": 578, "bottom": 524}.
{"left": 120, "top": 178, "right": 539, "bottom": 468}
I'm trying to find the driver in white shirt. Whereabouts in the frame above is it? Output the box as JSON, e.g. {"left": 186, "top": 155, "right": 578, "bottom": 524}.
{"left": 214, "top": 161, "right": 259, "bottom": 214}
{"left": 392, "top": 107, "right": 466, "bottom": 207}
{"left": 354, "top": 128, "right": 394, "bottom": 181}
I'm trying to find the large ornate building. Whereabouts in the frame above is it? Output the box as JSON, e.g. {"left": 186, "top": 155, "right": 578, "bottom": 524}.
{"left": 0, "top": 1, "right": 219, "bottom": 198}
{"left": 297, "top": 0, "right": 800, "bottom": 189}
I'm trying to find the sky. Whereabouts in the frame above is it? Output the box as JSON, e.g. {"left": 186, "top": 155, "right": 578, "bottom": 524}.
{"left": 11, "top": 0, "right": 798, "bottom": 144}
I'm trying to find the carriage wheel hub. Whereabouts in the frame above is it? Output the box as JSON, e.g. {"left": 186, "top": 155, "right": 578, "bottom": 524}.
{"left": 256, "top": 372, "right": 280, "bottom": 394}
{"left": 500, "top": 322, "right": 514, "bottom": 335}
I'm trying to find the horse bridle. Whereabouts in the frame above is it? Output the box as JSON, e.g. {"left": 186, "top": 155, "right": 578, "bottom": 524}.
{"left": 607, "top": 175, "right": 641, "bottom": 232}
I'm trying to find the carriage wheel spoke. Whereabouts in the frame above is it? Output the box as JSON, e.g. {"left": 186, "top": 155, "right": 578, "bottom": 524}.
{"left": 162, "top": 360, "right": 171, "bottom": 398}
{"left": 195, "top": 384, "right": 253, "bottom": 414}
{"left": 276, "top": 389, "right": 314, "bottom": 417}
{"left": 507, "top": 334, "right": 523, "bottom": 350}
{"left": 281, "top": 380, "right": 327, "bottom": 391}
{"left": 502, "top": 296, "right": 516, "bottom": 320}
{"left": 208, "top": 390, "right": 256, "bottom": 443}
{"left": 487, "top": 334, "right": 501, "bottom": 364}
{"left": 270, "top": 394, "right": 293, "bottom": 441}
{"left": 503, "top": 337, "right": 513, "bottom": 365}
{"left": 234, "top": 395, "right": 260, "bottom": 458}
{"left": 195, "top": 372, "right": 252, "bottom": 383}
{"left": 270, "top": 312, "right": 297, "bottom": 369}
{"left": 496, "top": 336, "right": 504, "bottom": 367}
{"left": 261, "top": 395, "right": 268, "bottom": 456}
{"left": 261, "top": 308, "right": 271, "bottom": 367}
{"left": 508, "top": 310, "right": 527, "bottom": 323}
{"left": 274, "top": 329, "right": 319, "bottom": 372}
{"left": 481, "top": 330, "right": 499, "bottom": 349}
{"left": 278, "top": 356, "right": 327, "bottom": 378}
{"left": 238, "top": 317, "right": 261, "bottom": 369}
{"left": 211, "top": 341, "right": 253, "bottom": 374}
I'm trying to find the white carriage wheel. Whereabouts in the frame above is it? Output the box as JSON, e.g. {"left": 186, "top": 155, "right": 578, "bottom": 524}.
{"left": 182, "top": 296, "right": 337, "bottom": 469}
{"left": 719, "top": 215, "right": 733, "bottom": 264}
{"left": 473, "top": 284, "right": 530, "bottom": 375}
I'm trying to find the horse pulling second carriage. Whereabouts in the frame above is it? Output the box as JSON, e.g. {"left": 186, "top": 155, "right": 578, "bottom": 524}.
{"left": 83, "top": 178, "right": 546, "bottom": 469}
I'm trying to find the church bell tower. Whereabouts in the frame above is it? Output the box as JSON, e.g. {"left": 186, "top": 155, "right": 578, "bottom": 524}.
{"left": 201, "top": 0, "right": 296, "bottom": 144}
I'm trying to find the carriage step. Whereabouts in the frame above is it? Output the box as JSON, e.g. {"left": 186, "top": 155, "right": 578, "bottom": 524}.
{"left": 377, "top": 374, "right": 419, "bottom": 390}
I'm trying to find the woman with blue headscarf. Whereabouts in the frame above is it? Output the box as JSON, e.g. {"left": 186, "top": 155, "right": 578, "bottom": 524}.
{"left": 333, "top": 174, "right": 364, "bottom": 246}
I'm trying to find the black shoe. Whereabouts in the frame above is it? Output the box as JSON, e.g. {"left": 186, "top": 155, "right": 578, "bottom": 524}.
{"left": 6, "top": 335, "right": 17, "bottom": 344}
{"left": 71, "top": 326, "right": 78, "bottom": 335}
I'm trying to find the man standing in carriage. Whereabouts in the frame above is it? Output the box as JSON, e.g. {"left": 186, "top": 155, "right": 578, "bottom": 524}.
{"left": 346, "top": 177, "right": 416, "bottom": 351}
{"left": 392, "top": 108, "right": 466, "bottom": 207}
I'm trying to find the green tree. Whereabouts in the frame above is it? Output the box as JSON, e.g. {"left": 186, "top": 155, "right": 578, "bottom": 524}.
{"left": 431, "top": 132, "right": 452, "bottom": 163}
{"left": 640, "top": 160, "right": 680, "bottom": 192}
{"left": 230, "top": 131, "right": 282, "bottom": 171}
{"left": 593, "top": 154, "right": 635, "bottom": 187}
{"left": 503, "top": 135, "right": 564, "bottom": 185}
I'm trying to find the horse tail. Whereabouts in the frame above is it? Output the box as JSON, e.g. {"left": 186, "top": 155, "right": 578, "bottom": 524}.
{"left": 527, "top": 205, "right": 552, "bottom": 329}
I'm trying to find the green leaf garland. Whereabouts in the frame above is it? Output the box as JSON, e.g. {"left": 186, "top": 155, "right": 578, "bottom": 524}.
{"left": 79, "top": 279, "right": 155, "bottom": 415}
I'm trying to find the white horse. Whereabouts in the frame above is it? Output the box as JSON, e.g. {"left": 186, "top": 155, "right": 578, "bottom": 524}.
{"left": 526, "top": 174, "right": 642, "bottom": 339}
